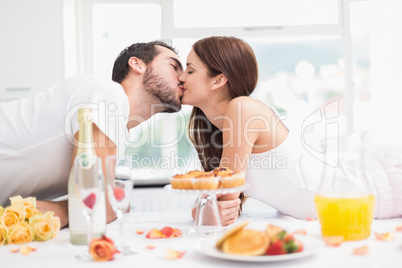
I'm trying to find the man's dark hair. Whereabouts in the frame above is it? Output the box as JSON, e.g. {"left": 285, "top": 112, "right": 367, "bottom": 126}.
{"left": 112, "top": 40, "right": 177, "bottom": 83}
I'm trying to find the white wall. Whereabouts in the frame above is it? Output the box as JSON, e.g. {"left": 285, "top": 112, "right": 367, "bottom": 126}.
{"left": 0, "top": 0, "right": 65, "bottom": 101}
{"left": 371, "top": 0, "right": 402, "bottom": 144}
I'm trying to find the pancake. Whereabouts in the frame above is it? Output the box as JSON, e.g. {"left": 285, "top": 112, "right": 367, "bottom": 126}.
{"left": 215, "top": 220, "right": 250, "bottom": 250}
{"left": 221, "top": 229, "right": 269, "bottom": 256}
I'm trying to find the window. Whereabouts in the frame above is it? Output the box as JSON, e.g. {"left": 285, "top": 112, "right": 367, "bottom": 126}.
{"left": 68, "top": 0, "right": 372, "bottom": 182}
{"left": 92, "top": 3, "right": 161, "bottom": 77}
{"left": 174, "top": 0, "right": 338, "bottom": 28}
{"left": 350, "top": 0, "right": 373, "bottom": 132}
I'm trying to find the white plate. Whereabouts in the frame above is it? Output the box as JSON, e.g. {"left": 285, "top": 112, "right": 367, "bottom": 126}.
{"left": 197, "top": 235, "right": 322, "bottom": 262}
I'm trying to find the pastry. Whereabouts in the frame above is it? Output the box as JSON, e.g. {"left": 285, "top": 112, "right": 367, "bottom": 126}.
{"left": 186, "top": 169, "right": 203, "bottom": 177}
{"left": 219, "top": 172, "right": 246, "bottom": 188}
{"left": 212, "top": 167, "right": 234, "bottom": 177}
{"left": 192, "top": 172, "right": 219, "bottom": 190}
{"left": 170, "top": 173, "right": 193, "bottom": 190}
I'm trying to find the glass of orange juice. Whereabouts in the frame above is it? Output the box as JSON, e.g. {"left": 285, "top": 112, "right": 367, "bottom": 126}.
{"left": 314, "top": 132, "right": 375, "bottom": 241}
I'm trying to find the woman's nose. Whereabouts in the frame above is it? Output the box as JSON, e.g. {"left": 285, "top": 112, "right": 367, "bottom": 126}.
{"left": 178, "top": 73, "right": 185, "bottom": 83}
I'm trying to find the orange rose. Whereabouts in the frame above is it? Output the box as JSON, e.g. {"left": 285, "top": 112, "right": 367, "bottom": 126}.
{"left": 89, "top": 235, "right": 119, "bottom": 262}
{"left": 7, "top": 222, "right": 35, "bottom": 245}
{"left": 0, "top": 224, "right": 9, "bottom": 245}
{"left": 29, "top": 211, "right": 61, "bottom": 241}
{"left": 0, "top": 206, "right": 4, "bottom": 217}
{"left": 0, "top": 203, "right": 26, "bottom": 228}
{"left": 9, "top": 196, "right": 39, "bottom": 219}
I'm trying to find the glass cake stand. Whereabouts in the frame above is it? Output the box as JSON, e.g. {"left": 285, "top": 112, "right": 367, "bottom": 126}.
{"left": 164, "top": 184, "right": 248, "bottom": 237}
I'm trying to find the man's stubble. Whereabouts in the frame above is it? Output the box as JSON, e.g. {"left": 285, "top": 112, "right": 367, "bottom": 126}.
{"left": 143, "top": 66, "right": 181, "bottom": 113}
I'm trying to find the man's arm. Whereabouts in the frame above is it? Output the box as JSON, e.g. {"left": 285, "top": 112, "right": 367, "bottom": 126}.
{"left": 36, "top": 200, "right": 68, "bottom": 228}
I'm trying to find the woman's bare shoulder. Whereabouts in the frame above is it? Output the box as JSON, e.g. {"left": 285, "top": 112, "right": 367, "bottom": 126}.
{"left": 226, "top": 97, "right": 275, "bottom": 117}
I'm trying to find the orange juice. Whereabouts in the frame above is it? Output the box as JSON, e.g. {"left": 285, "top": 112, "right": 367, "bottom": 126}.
{"left": 314, "top": 195, "right": 375, "bottom": 241}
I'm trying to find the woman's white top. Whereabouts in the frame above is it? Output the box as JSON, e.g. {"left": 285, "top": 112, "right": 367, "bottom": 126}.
{"left": 245, "top": 128, "right": 318, "bottom": 219}
{"left": 244, "top": 103, "right": 402, "bottom": 219}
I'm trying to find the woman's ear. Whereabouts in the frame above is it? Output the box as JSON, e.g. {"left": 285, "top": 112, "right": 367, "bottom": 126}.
{"left": 128, "top": 57, "right": 145, "bottom": 74}
{"left": 211, "top": 74, "right": 228, "bottom": 91}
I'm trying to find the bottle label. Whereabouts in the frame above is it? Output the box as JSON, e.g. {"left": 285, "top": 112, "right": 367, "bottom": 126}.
{"left": 68, "top": 193, "right": 106, "bottom": 234}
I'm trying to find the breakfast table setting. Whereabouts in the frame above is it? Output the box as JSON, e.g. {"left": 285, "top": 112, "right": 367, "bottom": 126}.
{"left": 2, "top": 146, "right": 402, "bottom": 268}
{"left": 2, "top": 191, "right": 401, "bottom": 268}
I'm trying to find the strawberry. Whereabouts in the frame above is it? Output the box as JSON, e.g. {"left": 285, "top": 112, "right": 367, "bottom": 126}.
{"left": 295, "top": 239, "right": 304, "bottom": 252}
{"left": 113, "top": 187, "right": 125, "bottom": 201}
{"left": 284, "top": 233, "right": 295, "bottom": 243}
{"left": 277, "top": 230, "right": 287, "bottom": 240}
{"left": 265, "top": 224, "right": 283, "bottom": 241}
{"left": 284, "top": 238, "right": 299, "bottom": 253}
{"left": 266, "top": 226, "right": 305, "bottom": 255}
{"left": 266, "top": 240, "right": 286, "bottom": 255}
{"left": 83, "top": 193, "right": 96, "bottom": 209}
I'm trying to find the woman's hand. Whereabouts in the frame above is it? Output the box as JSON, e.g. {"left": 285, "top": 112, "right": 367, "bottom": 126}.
{"left": 217, "top": 197, "right": 241, "bottom": 226}
{"left": 217, "top": 192, "right": 241, "bottom": 226}
{"left": 191, "top": 192, "right": 241, "bottom": 226}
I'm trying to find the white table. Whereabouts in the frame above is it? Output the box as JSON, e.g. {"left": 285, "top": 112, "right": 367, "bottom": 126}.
{"left": 2, "top": 189, "right": 402, "bottom": 268}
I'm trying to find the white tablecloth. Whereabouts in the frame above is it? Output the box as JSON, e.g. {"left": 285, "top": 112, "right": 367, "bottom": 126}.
{"left": 2, "top": 191, "right": 402, "bottom": 268}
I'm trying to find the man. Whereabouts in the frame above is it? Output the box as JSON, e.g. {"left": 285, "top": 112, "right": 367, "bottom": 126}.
{"left": 0, "top": 40, "right": 240, "bottom": 228}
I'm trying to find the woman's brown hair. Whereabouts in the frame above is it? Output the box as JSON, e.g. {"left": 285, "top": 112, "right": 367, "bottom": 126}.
{"left": 187, "top": 36, "right": 258, "bottom": 172}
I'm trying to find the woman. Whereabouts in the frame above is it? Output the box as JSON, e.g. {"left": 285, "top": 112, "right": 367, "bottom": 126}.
{"left": 179, "top": 36, "right": 314, "bottom": 225}
{"left": 179, "top": 36, "right": 402, "bottom": 225}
